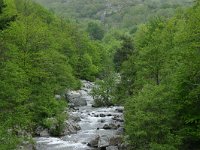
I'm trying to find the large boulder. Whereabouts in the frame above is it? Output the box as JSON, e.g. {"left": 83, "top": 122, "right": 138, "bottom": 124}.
{"left": 68, "top": 113, "right": 81, "bottom": 122}
{"left": 98, "top": 135, "right": 110, "bottom": 148}
{"left": 60, "top": 120, "right": 81, "bottom": 136}
{"left": 87, "top": 136, "right": 100, "bottom": 147}
{"left": 66, "top": 91, "right": 87, "bottom": 107}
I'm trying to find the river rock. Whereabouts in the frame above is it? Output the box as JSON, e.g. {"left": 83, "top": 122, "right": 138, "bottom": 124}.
{"left": 109, "top": 135, "right": 123, "bottom": 146}
{"left": 82, "top": 80, "right": 94, "bottom": 89}
{"left": 35, "top": 126, "right": 49, "bottom": 137}
{"left": 115, "top": 108, "right": 124, "bottom": 113}
{"left": 106, "top": 146, "right": 118, "bottom": 150}
{"left": 103, "top": 123, "right": 118, "bottom": 130}
{"left": 116, "top": 127, "right": 124, "bottom": 135}
{"left": 103, "top": 124, "right": 111, "bottom": 130}
{"left": 87, "top": 136, "right": 100, "bottom": 147}
{"left": 100, "top": 114, "right": 106, "bottom": 117}
{"left": 66, "top": 91, "right": 87, "bottom": 107}
{"left": 69, "top": 113, "right": 81, "bottom": 122}
{"left": 39, "top": 129, "right": 49, "bottom": 137}
{"left": 61, "top": 120, "right": 81, "bottom": 135}
{"left": 112, "top": 115, "right": 124, "bottom": 122}
{"left": 98, "top": 119, "right": 105, "bottom": 123}
{"left": 98, "top": 135, "right": 110, "bottom": 148}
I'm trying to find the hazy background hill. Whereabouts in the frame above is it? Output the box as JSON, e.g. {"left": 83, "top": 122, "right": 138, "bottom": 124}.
{"left": 33, "top": 0, "right": 193, "bottom": 30}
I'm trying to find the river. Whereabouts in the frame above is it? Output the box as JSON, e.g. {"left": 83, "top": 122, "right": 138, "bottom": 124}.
{"left": 35, "top": 81, "right": 124, "bottom": 150}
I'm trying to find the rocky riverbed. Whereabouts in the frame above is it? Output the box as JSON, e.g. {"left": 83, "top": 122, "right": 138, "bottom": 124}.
{"left": 35, "top": 80, "right": 125, "bottom": 150}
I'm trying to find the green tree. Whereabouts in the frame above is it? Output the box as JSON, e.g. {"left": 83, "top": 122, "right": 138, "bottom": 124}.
{"left": 91, "top": 71, "right": 118, "bottom": 107}
{"left": 123, "top": 1, "right": 200, "bottom": 149}
{"left": 113, "top": 35, "right": 135, "bottom": 72}
{"left": 0, "top": 0, "right": 16, "bottom": 30}
{"left": 87, "top": 21, "right": 105, "bottom": 40}
{"left": 134, "top": 18, "right": 167, "bottom": 86}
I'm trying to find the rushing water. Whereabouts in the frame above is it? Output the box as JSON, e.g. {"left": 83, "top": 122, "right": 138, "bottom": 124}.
{"left": 35, "top": 81, "right": 124, "bottom": 150}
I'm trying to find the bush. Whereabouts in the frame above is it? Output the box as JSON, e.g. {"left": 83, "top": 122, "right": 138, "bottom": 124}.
{"left": 91, "top": 72, "right": 118, "bottom": 107}
{"left": 125, "top": 84, "right": 181, "bottom": 149}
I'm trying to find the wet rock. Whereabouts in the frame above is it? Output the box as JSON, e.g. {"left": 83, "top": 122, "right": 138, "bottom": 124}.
{"left": 61, "top": 120, "right": 81, "bottom": 135}
{"left": 103, "top": 124, "right": 111, "bottom": 130}
{"left": 79, "top": 89, "right": 87, "bottom": 95}
{"left": 115, "top": 108, "right": 123, "bottom": 113}
{"left": 40, "top": 129, "right": 49, "bottom": 137}
{"left": 113, "top": 115, "right": 120, "bottom": 119}
{"left": 70, "top": 115, "right": 81, "bottom": 122}
{"left": 100, "top": 114, "right": 106, "bottom": 117}
{"left": 103, "top": 124, "right": 118, "bottom": 130}
{"left": 82, "top": 142, "right": 87, "bottom": 145}
{"left": 112, "top": 116, "right": 124, "bottom": 122}
{"left": 88, "top": 136, "right": 100, "bottom": 147}
{"left": 107, "top": 114, "right": 112, "bottom": 116}
{"left": 98, "top": 135, "right": 109, "bottom": 148}
{"left": 106, "top": 146, "right": 118, "bottom": 150}
{"left": 117, "top": 119, "right": 124, "bottom": 122}
{"left": 116, "top": 127, "right": 124, "bottom": 135}
{"left": 82, "top": 80, "right": 94, "bottom": 89}
{"left": 66, "top": 91, "right": 87, "bottom": 107}
{"left": 100, "top": 119, "right": 106, "bottom": 123}
{"left": 68, "top": 103, "right": 75, "bottom": 108}
{"left": 35, "top": 126, "right": 49, "bottom": 137}
{"left": 109, "top": 135, "right": 123, "bottom": 146}
{"left": 94, "top": 114, "right": 99, "bottom": 117}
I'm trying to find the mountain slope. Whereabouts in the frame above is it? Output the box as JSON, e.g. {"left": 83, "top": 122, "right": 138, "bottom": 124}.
{"left": 33, "top": 0, "right": 193, "bottom": 29}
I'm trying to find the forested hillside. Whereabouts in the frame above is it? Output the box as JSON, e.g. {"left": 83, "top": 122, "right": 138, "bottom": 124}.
{"left": 33, "top": 0, "right": 193, "bottom": 30}
{"left": 0, "top": 0, "right": 108, "bottom": 149}
{"left": 0, "top": 0, "right": 199, "bottom": 149}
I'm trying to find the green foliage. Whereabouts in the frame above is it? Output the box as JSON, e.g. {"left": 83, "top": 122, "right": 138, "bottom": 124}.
{"left": 43, "top": 112, "right": 66, "bottom": 136}
{"left": 0, "top": 0, "right": 16, "bottom": 30}
{"left": 33, "top": 0, "right": 193, "bottom": 30}
{"left": 113, "top": 35, "right": 135, "bottom": 72}
{"left": 125, "top": 84, "right": 180, "bottom": 149}
{"left": 117, "top": 1, "right": 200, "bottom": 149}
{"left": 91, "top": 72, "right": 118, "bottom": 107}
{"left": 0, "top": 0, "right": 106, "bottom": 148}
{"left": 87, "top": 21, "right": 105, "bottom": 40}
{"left": 114, "top": 55, "right": 137, "bottom": 104}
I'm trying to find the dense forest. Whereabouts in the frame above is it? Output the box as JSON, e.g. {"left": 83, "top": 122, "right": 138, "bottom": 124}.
{"left": 0, "top": 0, "right": 200, "bottom": 149}
{"left": 33, "top": 0, "right": 193, "bottom": 30}
{"left": 0, "top": 0, "right": 109, "bottom": 149}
